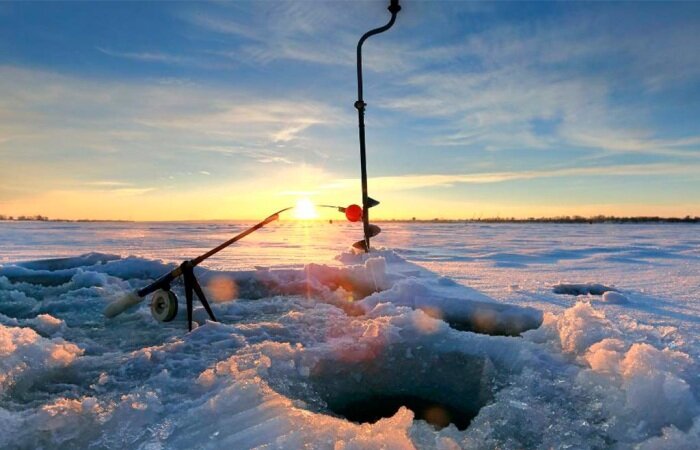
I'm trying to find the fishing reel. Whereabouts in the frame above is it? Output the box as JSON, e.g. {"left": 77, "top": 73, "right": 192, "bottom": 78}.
{"left": 150, "top": 289, "right": 179, "bottom": 322}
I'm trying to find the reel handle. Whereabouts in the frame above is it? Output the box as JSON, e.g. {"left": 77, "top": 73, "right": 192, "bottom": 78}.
{"left": 104, "top": 268, "right": 180, "bottom": 318}
{"left": 104, "top": 292, "right": 143, "bottom": 318}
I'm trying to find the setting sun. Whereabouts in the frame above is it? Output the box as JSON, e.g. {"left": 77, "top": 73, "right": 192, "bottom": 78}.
{"left": 293, "top": 198, "right": 319, "bottom": 220}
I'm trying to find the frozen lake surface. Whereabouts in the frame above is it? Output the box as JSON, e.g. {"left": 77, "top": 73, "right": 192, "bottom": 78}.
{"left": 1, "top": 221, "right": 699, "bottom": 449}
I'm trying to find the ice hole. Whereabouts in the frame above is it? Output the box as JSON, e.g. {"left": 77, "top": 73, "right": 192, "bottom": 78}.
{"left": 327, "top": 394, "right": 475, "bottom": 430}
{"left": 308, "top": 344, "right": 495, "bottom": 430}
{"left": 552, "top": 283, "right": 616, "bottom": 296}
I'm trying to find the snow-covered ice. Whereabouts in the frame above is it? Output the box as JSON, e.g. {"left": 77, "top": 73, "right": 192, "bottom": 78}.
{"left": 1, "top": 221, "right": 699, "bottom": 449}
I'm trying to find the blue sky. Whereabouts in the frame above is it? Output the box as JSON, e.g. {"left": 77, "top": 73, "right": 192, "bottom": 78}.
{"left": 1, "top": 1, "right": 699, "bottom": 220}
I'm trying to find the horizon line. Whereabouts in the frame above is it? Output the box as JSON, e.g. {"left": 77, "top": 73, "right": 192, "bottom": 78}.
{"left": 3, "top": 214, "right": 700, "bottom": 224}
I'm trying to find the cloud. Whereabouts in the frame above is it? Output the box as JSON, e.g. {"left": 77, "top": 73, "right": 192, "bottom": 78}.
{"left": 321, "top": 163, "right": 700, "bottom": 192}
{"left": 257, "top": 156, "right": 293, "bottom": 164}
{"left": 272, "top": 124, "right": 316, "bottom": 143}
{"left": 83, "top": 180, "right": 131, "bottom": 187}
{"left": 561, "top": 129, "right": 700, "bottom": 158}
{"left": 179, "top": 2, "right": 374, "bottom": 69}
{"left": 109, "top": 187, "right": 155, "bottom": 196}
{"left": 96, "top": 47, "right": 190, "bottom": 65}
{"left": 0, "top": 66, "right": 345, "bottom": 201}
{"left": 179, "top": 1, "right": 700, "bottom": 164}
{"left": 185, "top": 12, "right": 262, "bottom": 42}
{"left": 369, "top": 7, "right": 700, "bottom": 158}
{"left": 95, "top": 46, "right": 237, "bottom": 71}
{"left": 135, "top": 98, "right": 342, "bottom": 149}
{"left": 188, "top": 145, "right": 295, "bottom": 165}
{"left": 0, "top": 65, "right": 344, "bottom": 145}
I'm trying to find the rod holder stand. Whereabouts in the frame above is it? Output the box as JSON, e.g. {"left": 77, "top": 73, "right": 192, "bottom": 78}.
{"left": 180, "top": 260, "right": 217, "bottom": 332}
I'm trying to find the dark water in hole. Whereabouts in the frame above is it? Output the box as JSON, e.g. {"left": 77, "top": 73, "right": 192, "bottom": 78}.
{"left": 300, "top": 345, "right": 495, "bottom": 432}
{"left": 330, "top": 394, "right": 476, "bottom": 430}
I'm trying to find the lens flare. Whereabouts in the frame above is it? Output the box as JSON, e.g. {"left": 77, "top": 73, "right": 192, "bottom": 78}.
{"left": 293, "top": 198, "right": 318, "bottom": 220}
{"left": 207, "top": 276, "right": 238, "bottom": 303}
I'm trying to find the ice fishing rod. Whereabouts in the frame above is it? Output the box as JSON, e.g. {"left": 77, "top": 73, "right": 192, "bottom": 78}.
{"left": 355, "top": 0, "right": 401, "bottom": 252}
{"left": 103, "top": 207, "right": 292, "bottom": 330}
{"left": 103, "top": 203, "right": 377, "bottom": 331}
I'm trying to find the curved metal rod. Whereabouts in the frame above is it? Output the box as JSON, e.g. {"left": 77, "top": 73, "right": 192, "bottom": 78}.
{"left": 356, "top": 3, "right": 400, "bottom": 102}
{"left": 355, "top": 0, "right": 401, "bottom": 252}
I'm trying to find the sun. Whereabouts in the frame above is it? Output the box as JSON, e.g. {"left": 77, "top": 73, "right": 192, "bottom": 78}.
{"left": 293, "top": 198, "right": 319, "bottom": 220}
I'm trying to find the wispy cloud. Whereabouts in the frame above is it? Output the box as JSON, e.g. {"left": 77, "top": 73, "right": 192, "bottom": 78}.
{"left": 83, "top": 180, "right": 131, "bottom": 187}
{"left": 185, "top": 13, "right": 263, "bottom": 42}
{"left": 0, "top": 66, "right": 344, "bottom": 199}
{"left": 95, "top": 46, "right": 236, "bottom": 71}
{"left": 561, "top": 129, "right": 700, "bottom": 158}
{"left": 96, "top": 47, "right": 189, "bottom": 65}
{"left": 322, "top": 163, "right": 700, "bottom": 192}
{"left": 370, "top": 8, "right": 700, "bottom": 159}
{"left": 135, "top": 98, "right": 343, "bottom": 148}
{"left": 109, "top": 187, "right": 155, "bottom": 196}
{"left": 179, "top": 2, "right": 363, "bottom": 68}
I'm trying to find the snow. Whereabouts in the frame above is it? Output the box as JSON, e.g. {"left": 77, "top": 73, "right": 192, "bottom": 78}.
{"left": 1, "top": 221, "right": 699, "bottom": 449}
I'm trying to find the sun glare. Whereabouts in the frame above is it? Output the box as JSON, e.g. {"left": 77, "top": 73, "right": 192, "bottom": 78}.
{"left": 293, "top": 198, "right": 319, "bottom": 220}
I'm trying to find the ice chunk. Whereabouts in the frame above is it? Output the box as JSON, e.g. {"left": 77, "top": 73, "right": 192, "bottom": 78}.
{"left": 601, "top": 291, "right": 629, "bottom": 304}
{"left": 0, "top": 324, "right": 83, "bottom": 394}
{"left": 636, "top": 417, "right": 700, "bottom": 450}
{"left": 28, "top": 314, "right": 67, "bottom": 336}
{"left": 359, "top": 279, "right": 542, "bottom": 336}
{"left": 584, "top": 338, "right": 627, "bottom": 373}
{"left": 543, "top": 301, "right": 618, "bottom": 354}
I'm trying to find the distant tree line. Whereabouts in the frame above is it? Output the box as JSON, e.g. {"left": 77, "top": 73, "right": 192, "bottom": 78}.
{"left": 382, "top": 215, "right": 700, "bottom": 224}
{"left": 469, "top": 215, "right": 700, "bottom": 224}
{"left": 0, "top": 214, "right": 128, "bottom": 222}
{"left": 2, "top": 214, "right": 699, "bottom": 224}
{"left": 0, "top": 214, "right": 49, "bottom": 221}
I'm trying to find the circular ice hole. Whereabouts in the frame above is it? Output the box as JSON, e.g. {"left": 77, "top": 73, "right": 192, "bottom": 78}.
{"left": 308, "top": 344, "right": 495, "bottom": 430}
{"left": 327, "top": 394, "right": 474, "bottom": 430}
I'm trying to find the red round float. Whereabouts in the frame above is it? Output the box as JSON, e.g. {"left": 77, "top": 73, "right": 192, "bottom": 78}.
{"left": 345, "top": 204, "right": 363, "bottom": 222}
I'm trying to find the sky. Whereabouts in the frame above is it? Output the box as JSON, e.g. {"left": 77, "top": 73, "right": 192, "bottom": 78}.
{"left": 1, "top": 1, "right": 700, "bottom": 221}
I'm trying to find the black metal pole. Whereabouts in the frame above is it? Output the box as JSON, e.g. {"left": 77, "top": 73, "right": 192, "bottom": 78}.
{"left": 355, "top": 0, "right": 401, "bottom": 252}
